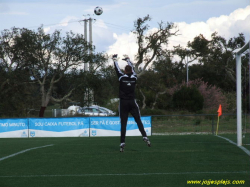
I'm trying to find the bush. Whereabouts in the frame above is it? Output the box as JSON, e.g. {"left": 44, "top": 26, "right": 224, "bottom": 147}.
{"left": 172, "top": 86, "right": 204, "bottom": 112}
{"left": 168, "top": 79, "right": 228, "bottom": 112}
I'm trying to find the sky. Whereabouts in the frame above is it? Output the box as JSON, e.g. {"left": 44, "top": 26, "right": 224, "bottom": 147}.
{"left": 0, "top": 0, "right": 249, "bottom": 64}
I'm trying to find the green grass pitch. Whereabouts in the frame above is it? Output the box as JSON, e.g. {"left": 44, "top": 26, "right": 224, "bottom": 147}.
{"left": 0, "top": 135, "right": 249, "bottom": 187}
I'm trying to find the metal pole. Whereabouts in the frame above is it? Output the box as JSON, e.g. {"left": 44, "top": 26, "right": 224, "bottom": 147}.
{"left": 89, "top": 18, "right": 93, "bottom": 106}
{"left": 89, "top": 18, "right": 92, "bottom": 48}
{"left": 244, "top": 67, "right": 247, "bottom": 138}
{"left": 84, "top": 19, "right": 89, "bottom": 71}
{"left": 84, "top": 19, "right": 87, "bottom": 41}
{"left": 89, "top": 18, "right": 93, "bottom": 71}
{"left": 236, "top": 54, "right": 242, "bottom": 146}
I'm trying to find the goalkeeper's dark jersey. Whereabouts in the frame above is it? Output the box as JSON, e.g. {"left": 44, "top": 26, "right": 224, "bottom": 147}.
{"left": 114, "top": 60, "right": 137, "bottom": 100}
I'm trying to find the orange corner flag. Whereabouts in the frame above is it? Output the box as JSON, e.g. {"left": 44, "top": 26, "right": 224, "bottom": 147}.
{"left": 216, "top": 104, "right": 222, "bottom": 135}
{"left": 217, "top": 104, "right": 222, "bottom": 117}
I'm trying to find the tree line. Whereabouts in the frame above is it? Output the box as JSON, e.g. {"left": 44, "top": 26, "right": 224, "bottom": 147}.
{"left": 0, "top": 15, "right": 249, "bottom": 117}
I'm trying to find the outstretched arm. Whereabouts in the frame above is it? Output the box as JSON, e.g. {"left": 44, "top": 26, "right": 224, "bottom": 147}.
{"left": 112, "top": 54, "right": 124, "bottom": 78}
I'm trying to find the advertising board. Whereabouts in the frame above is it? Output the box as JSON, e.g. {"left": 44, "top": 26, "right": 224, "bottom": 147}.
{"left": 0, "top": 118, "right": 29, "bottom": 138}
{"left": 89, "top": 116, "right": 151, "bottom": 137}
{"left": 28, "top": 117, "right": 90, "bottom": 137}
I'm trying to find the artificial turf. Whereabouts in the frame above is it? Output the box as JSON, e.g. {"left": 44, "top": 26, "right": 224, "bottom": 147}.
{"left": 0, "top": 135, "right": 249, "bottom": 187}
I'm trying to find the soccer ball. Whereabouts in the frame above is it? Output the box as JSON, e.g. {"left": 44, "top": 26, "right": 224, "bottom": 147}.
{"left": 94, "top": 6, "right": 103, "bottom": 16}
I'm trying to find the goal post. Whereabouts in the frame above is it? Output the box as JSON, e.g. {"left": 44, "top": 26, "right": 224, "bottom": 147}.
{"left": 235, "top": 40, "right": 250, "bottom": 146}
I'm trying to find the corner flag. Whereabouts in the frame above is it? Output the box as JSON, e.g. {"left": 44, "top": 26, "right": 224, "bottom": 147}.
{"left": 217, "top": 104, "right": 222, "bottom": 116}
{"left": 216, "top": 105, "right": 222, "bottom": 135}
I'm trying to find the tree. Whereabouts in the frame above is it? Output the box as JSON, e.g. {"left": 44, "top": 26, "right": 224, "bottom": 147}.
{"left": 129, "top": 15, "right": 178, "bottom": 109}
{"left": 171, "top": 32, "right": 249, "bottom": 93}
{"left": 64, "top": 65, "right": 118, "bottom": 108}
{"left": 51, "top": 54, "right": 109, "bottom": 108}
{"left": 132, "top": 15, "right": 178, "bottom": 77}
{"left": 187, "top": 32, "right": 248, "bottom": 92}
{"left": 137, "top": 57, "right": 178, "bottom": 109}
{"left": 0, "top": 27, "right": 107, "bottom": 117}
{"left": 0, "top": 28, "right": 40, "bottom": 117}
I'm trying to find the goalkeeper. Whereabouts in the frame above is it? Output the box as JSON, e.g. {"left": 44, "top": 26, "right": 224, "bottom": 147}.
{"left": 112, "top": 54, "right": 151, "bottom": 152}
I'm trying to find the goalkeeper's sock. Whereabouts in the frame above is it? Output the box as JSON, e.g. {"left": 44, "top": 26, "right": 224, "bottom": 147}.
{"left": 143, "top": 137, "right": 151, "bottom": 147}
{"left": 120, "top": 143, "right": 125, "bottom": 152}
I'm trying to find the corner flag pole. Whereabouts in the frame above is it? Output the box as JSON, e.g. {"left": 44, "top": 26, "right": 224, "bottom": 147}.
{"left": 216, "top": 115, "right": 220, "bottom": 135}
{"left": 216, "top": 104, "right": 222, "bottom": 135}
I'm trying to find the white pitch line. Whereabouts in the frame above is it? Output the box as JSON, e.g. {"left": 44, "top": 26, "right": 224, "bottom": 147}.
{"left": 216, "top": 135, "right": 250, "bottom": 156}
{"left": 0, "top": 144, "right": 54, "bottom": 162}
{"left": 0, "top": 171, "right": 248, "bottom": 178}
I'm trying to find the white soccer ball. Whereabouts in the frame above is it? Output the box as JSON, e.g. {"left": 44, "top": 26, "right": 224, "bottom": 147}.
{"left": 94, "top": 6, "right": 103, "bottom": 16}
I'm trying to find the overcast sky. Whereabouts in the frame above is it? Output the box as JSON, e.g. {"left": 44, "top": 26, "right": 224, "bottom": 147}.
{"left": 0, "top": 0, "right": 249, "bottom": 63}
